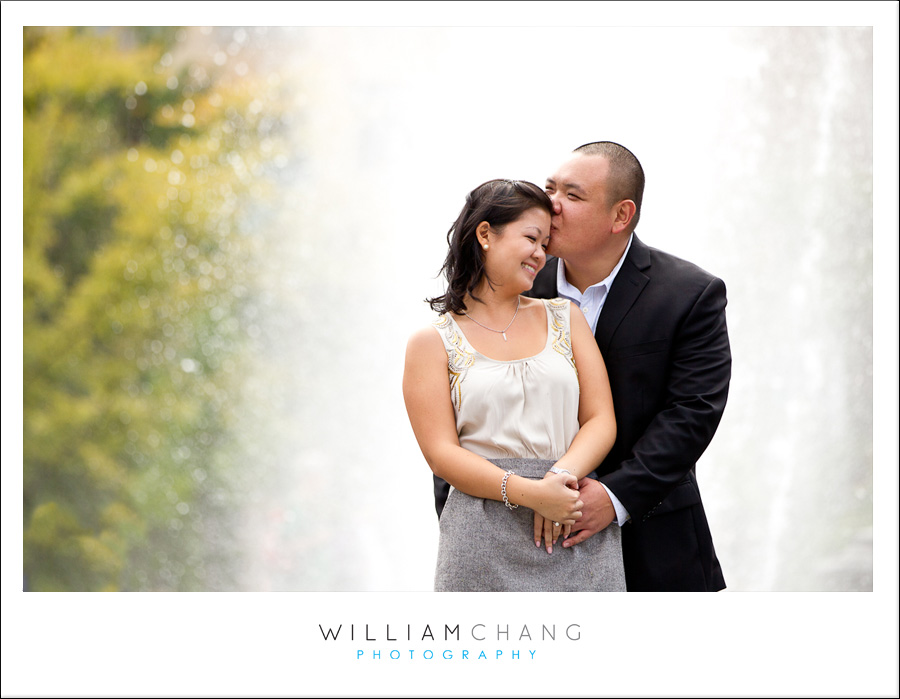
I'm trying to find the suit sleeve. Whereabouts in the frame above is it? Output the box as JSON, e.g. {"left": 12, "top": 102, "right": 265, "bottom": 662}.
{"left": 599, "top": 276, "right": 731, "bottom": 520}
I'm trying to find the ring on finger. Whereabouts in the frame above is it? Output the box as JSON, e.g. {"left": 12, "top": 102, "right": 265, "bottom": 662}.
{"left": 553, "top": 521, "right": 560, "bottom": 527}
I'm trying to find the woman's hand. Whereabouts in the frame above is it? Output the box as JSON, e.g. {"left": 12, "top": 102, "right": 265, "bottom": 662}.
{"left": 533, "top": 512, "right": 574, "bottom": 553}
{"left": 531, "top": 472, "right": 581, "bottom": 553}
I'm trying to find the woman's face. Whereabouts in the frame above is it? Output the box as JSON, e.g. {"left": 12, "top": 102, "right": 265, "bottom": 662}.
{"left": 481, "top": 207, "right": 551, "bottom": 293}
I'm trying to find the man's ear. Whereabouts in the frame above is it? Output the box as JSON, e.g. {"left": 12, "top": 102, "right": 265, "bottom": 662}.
{"left": 611, "top": 200, "right": 637, "bottom": 235}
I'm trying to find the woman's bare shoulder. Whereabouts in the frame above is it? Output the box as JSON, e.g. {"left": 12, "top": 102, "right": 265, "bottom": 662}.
{"left": 406, "top": 322, "right": 445, "bottom": 355}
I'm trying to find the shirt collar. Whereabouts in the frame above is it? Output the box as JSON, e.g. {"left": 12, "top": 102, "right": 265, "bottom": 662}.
{"left": 556, "top": 233, "right": 634, "bottom": 300}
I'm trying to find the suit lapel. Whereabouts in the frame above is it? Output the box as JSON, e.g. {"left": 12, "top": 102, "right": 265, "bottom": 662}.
{"left": 595, "top": 235, "right": 651, "bottom": 353}
{"left": 531, "top": 256, "right": 560, "bottom": 298}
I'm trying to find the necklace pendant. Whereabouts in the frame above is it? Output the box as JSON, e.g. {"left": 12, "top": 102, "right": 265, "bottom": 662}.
{"left": 462, "top": 297, "right": 519, "bottom": 341}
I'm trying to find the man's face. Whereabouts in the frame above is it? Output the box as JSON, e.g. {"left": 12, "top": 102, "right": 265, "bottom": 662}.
{"left": 544, "top": 154, "right": 615, "bottom": 260}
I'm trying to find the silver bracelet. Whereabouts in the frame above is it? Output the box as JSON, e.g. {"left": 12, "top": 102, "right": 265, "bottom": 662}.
{"left": 501, "top": 470, "right": 518, "bottom": 510}
{"left": 548, "top": 466, "right": 571, "bottom": 476}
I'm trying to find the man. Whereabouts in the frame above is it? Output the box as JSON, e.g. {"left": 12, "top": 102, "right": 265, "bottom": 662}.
{"left": 434, "top": 142, "right": 731, "bottom": 591}
{"left": 537, "top": 141, "right": 730, "bottom": 591}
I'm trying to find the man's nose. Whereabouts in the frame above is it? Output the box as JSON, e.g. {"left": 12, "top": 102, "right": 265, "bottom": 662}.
{"left": 550, "top": 194, "right": 562, "bottom": 214}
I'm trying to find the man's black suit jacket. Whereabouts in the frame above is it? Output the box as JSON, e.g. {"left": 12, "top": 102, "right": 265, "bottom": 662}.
{"left": 432, "top": 235, "right": 731, "bottom": 591}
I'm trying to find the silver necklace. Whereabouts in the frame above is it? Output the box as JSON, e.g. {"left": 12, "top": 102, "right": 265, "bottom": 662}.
{"left": 463, "top": 297, "right": 520, "bottom": 341}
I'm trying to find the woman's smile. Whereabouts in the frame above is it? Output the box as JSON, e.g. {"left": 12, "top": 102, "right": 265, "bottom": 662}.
{"left": 522, "top": 261, "right": 540, "bottom": 277}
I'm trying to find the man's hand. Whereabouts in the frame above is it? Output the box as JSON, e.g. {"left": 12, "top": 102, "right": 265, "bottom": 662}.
{"left": 561, "top": 477, "right": 615, "bottom": 548}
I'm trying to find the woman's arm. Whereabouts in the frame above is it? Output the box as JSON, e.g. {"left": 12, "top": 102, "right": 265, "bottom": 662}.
{"left": 402, "top": 325, "right": 583, "bottom": 526}
{"left": 553, "top": 305, "right": 617, "bottom": 476}
{"left": 534, "top": 304, "right": 617, "bottom": 549}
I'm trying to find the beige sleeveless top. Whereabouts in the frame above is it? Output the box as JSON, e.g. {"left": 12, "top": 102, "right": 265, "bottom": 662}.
{"left": 432, "top": 298, "right": 580, "bottom": 461}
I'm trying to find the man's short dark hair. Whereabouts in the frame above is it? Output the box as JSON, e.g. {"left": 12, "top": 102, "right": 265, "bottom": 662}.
{"left": 574, "top": 141, "right": 645, "bottom": 231}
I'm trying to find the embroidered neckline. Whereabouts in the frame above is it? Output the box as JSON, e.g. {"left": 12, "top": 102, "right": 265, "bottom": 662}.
{"left": 432, "top": 298, "right": 577, "bottom": 409}
{"left": 432, "top": 314, "right": 474, "bottom": 409}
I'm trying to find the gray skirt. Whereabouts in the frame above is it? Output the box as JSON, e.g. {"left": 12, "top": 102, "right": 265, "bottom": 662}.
{"left": 434, "top": 458, "right": 626, "bottom": 592}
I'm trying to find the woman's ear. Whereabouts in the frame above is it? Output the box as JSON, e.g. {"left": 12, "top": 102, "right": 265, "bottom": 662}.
{"left": 476, "top": 221, "right": 492, "bottom": 250}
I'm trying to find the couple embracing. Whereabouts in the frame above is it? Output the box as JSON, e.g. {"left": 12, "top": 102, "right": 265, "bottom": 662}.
{"left": 403, "top": 142, "right": 731, "bottom": 592}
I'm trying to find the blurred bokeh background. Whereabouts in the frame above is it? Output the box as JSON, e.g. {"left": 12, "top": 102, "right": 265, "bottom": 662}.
{"left": 14, "top": 24, "right": 884, "bottom": 592}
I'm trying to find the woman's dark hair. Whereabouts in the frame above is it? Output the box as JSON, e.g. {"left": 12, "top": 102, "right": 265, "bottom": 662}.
{"left": 427, "top": 179, "right": 553, "bottom": 314}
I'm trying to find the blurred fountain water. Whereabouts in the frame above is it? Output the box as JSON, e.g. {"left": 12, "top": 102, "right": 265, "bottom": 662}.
{"left": 209, "top": 26, "right": 873, "bottom": 591}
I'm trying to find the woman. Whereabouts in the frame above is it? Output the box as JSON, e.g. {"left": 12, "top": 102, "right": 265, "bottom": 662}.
{"left": 402, "top": 179, "right": 625, "bottom": 591}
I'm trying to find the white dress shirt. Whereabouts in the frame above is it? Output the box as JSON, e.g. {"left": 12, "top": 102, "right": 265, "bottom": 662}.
{"left": 555, "top": 234, "right": 633, "bottom": 526}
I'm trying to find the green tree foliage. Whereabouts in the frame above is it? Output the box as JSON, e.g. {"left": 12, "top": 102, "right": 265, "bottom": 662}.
{"left": 23, "top": 27, "right": 286, "bottom": 590}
